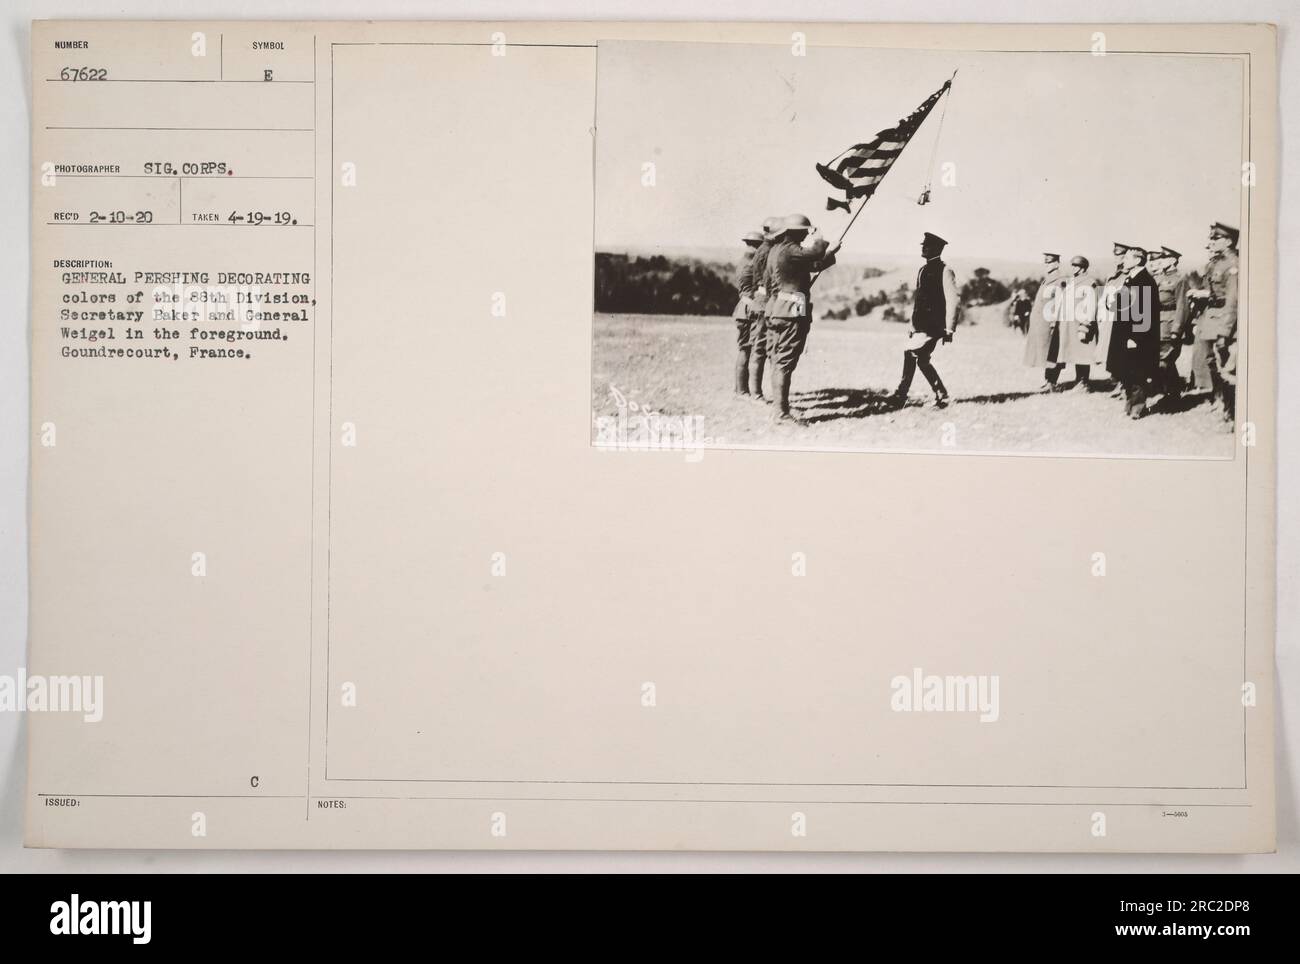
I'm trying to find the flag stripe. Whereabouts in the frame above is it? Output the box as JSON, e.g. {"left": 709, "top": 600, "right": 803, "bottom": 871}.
{"left": 819, "top": 79, "right": 951, "bottom": 206}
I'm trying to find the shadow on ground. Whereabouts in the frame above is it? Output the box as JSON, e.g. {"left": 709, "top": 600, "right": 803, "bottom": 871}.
{"left": 792, "top": 387, "right": 896, "bottom": 423}
{"left": 793, "top": 386, "right": 1046, "bottom": 422}
{"left": 794, "top": 382, "right": 1220, "bottom": 424}
{"left": 949, "top": 390, "right": 1044, "bottom": 406}
{"left": 1147, "top": 390, "right": 1215, "bottom": 415}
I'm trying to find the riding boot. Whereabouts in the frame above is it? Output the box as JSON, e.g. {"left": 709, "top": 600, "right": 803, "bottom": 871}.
{"left": 773, "top": 368, "right": 799, "bottom": 422}
{"left": 1222, "top": 383, "right": 1236, "bottom": 431}
{"left": 749, "top": 353, "right": 767, "bottom": 400}
{"left": 925, "top": 372, "right": 950, "bottom": 407}
{"left": 920, "top": 358, "right": 948, "bottom": 405}
{"left": 893, "top": 353, "right": 917, "bottom": 405}
{"left": 734, "top": 350, "right": 751, "bottom": 395}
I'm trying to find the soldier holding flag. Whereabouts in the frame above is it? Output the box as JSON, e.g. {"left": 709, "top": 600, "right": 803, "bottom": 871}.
{"left": 762, "top": 214, "right": 839, "bottom": 423}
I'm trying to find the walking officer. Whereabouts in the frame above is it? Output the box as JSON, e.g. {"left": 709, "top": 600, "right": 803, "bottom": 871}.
{"left": 892, "top": 231, "right": 957, "bottom": 408}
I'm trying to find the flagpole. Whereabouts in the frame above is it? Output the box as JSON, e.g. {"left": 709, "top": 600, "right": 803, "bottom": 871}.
{"left": 830, "top": 192, "right": 872, "bottom": 255}
{"left": 809, "top": 194, "right": 870, "bottom": 289}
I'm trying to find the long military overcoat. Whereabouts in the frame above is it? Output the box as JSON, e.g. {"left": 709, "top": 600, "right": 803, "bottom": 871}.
{"left": 1021, "top": 267, "right": 1061, "bottom": 367}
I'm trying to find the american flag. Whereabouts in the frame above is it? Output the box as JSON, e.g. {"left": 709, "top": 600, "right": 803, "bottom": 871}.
{"left": 817, "top": 79, "right": 953, "bottom": 212}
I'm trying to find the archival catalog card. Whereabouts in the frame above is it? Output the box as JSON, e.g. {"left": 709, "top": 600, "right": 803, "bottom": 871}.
{"left": 25, "top": 20, "right": 1277, "bottom": 851}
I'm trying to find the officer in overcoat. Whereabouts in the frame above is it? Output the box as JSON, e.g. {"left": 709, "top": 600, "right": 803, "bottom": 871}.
{"left": 1105, "top": 244, "right": 1162, "bottom": 419}
{"left": 1022, "top": 252, "right": 1062, "bottom": 390}
{"left": 1054, "top": 255, "right": 1101, "bottom": 391}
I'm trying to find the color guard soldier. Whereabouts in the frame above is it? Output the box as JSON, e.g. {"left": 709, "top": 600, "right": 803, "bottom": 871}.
{"left": 1148, "top": 245, "right": 1189, "bottom": 403}
{"left": 762, "top": 213, "right": 839, "bottom": 422}
{"left": 746, "top": 216, "right": 781, "bottom": 402}
{"left": 731, "top": 229, "right": 765, "bottom": 396}
{"left": 892, "top": 231, "right": 957, "bottom": 408}
{"left": 1188, "top": 222, "right": 1240, "bottom": 431}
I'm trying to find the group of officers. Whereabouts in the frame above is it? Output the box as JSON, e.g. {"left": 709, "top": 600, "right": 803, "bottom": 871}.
{"left": 732, "top": 214, "right": 960, "bottom": 422}
{"left": 730, "top": 213, "right": 1240, "bottom": 431}
{"left": 1015, "top": 221, "right": 1240, "bottom": 429}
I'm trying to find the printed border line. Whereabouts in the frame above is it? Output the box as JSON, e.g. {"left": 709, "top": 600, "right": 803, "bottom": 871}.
{"left": 36, "top": 793, "right": 1252, "bottom": 808}
{"left": 307, "top": 32, "right": 318, "bottom": 822}
{"left": 321, "top": 40, "right": 1254, "bottom": 797}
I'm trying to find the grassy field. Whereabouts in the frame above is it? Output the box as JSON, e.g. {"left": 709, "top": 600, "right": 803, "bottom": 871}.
{"left": 591, "top": 309, "right": 1236, "bottom": 457}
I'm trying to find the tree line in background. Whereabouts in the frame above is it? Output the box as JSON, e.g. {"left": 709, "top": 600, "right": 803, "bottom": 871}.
{"left": 595, "top": 253, "right": 738, "bottom": 316}
{"left": 595, "top": 252, "right": 1042, "bottom": 323}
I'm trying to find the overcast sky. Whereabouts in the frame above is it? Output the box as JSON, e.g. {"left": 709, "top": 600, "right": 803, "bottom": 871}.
{"left": 594, "top": 40, "right": 1246, "bottom": 265}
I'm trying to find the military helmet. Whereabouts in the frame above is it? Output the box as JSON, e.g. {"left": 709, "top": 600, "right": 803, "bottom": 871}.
{"left": 761, "top": 216, "right": 780, "bottom": 237}
{"left": 780, "top": 213, "right": 814, "bottom": 236}
{"left": 742, "top": 231, "right": 764, "bottom": 244}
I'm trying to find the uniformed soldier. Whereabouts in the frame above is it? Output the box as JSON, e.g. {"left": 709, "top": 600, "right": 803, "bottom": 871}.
{"left": 1185, "top": 244, "right": 1212, "bottom": 394}
{"left": 1022, "top": 252, "right": 1062, "bottom": 391}
{"left": 1008, "top": 289, "right": 1031, "bottom": 334}
{"left": 1096, "top": 242, "right": 1131, "bottom": 396}
{"left": 1188, "top": 222, "right": 1239, "bottom": 431}
{"left": 761, "top": 213, "right": 839, "bottom": 422}
{"left": 892, "top": 232, "right": 957, "bottom": 408}
{"left": 1105, "top": 244, "right": 1162, "bottom": 419}
{"left": 1148, "top": 245, "right": 1189, "bottom": 404}
{"left": 1056, "top": 254, "right": 1100, "bottom": 391}
{"left": 746, "top": 216, "right": 781, "bottom": 402}
{"left": 730, "top": 229, "right": 765, "bottom": 396}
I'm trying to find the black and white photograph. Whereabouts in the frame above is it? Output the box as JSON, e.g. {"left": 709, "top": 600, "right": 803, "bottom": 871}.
{"left": 592, "top": 40, "right": 1247, "bottom": 457}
